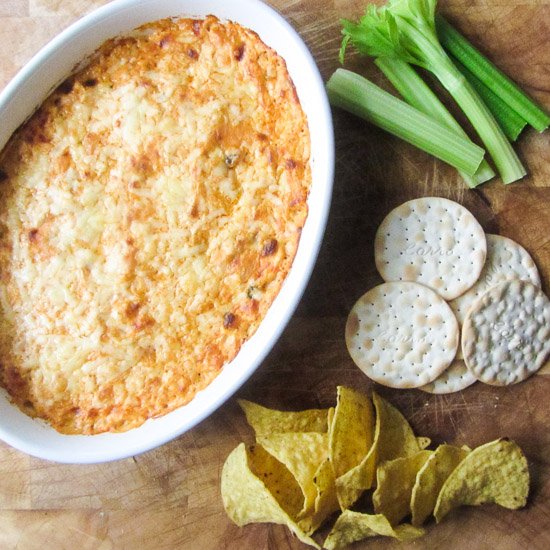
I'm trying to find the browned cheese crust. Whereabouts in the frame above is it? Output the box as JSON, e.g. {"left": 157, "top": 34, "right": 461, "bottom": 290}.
{"left": 0, "top": 16, "right": 311, "bottom": 433}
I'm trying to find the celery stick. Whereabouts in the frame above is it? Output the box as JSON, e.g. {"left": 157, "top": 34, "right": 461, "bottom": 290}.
{"left": 326, "top": 69, "right": 484, "bottom": 176}
{"left": 375, "top": 56, "right": 495, "bottom": 187}
{"left": 451, "top": 55, "right": 527, "bottom": 142}
{"left": 436, "top": 15, "right": 550, "bottom": 132}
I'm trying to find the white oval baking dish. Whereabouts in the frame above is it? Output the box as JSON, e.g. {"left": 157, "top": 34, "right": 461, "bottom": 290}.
{"left": 0, "top": 0, "right": 334, "bottom": 463}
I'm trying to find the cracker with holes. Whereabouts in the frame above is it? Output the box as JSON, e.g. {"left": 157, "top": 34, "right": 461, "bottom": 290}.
{"left": 419, "top": 360, "right": 477, "bottom": 394}
{"left": 450, "top": 234, "right": 540, "bottom": 325}
{"left": 375, "top": 198, "right": 487, "bottom": 300}
{"left": 462, "top": 280, "right": 550, "bottom": 386}
{"left": 345, "top": 282, "right": 459, "bottom": 389}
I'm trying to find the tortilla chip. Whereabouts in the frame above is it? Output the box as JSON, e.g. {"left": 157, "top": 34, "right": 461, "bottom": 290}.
{"left": 221, "top": 443, "right": 320, "bottom": 549}
{"left": 324, "top": 510, "right": 425, "bottom": 550}
{"left": 373, "top": 450, "right": 432, "bottom": 525}
{"left": 238, "top": 399, "right": 330, "bottom": 436}
{"left": 258, "top": 432, "right": 328, "bottom": 517}
{"left": 328, "top": 387, "right": 375, "bottom": 509}
{"left": 334, "top": 424, "right": 379, "bottom": 511}
{"left": 298, "top": 459, "right": 340, "bottom": 535}
{"left": 373, "top": 392, "right": 421, "bottom": 463}
{"left": 411, "top": 444, "right": 470, "bottom": 526}
{"left": 434, "top": 439, "right": 529, "bottom": 523}
{"left": 334, "top": 454, "right": 376, "bottom": 512}
{"left": 246, "top": 443, "right": 304, "bottom": 518}
{"left": 329, "top": 386, "right": 375, "bottom": 478}
{"left": 333, "top": 392, "right": 429, "bottom": 511}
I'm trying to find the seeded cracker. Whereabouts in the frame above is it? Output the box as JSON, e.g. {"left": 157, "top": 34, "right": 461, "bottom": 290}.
{"left": 345, "top": 282, "right": 459, "bottom": 388}
{"left": 419, "top": 359, "right": 477, "bottom": 394}
{"left": 374, "top": 197, "right": 487, "bottom": 300}
{"left": 462, "top": 280, "right": 550, "bottom": 385}
{"left": 450, "top": 234, "right": 541, "bottom": 325}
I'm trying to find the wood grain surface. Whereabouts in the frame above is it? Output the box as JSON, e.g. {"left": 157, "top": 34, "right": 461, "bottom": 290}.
{"left": 0, "top": 1, "right": 549, "bottom": 549}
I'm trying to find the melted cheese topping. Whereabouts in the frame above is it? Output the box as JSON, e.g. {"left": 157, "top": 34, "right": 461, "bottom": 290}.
{"left": 0, "top": 16, "right": 311, "bottom": 434}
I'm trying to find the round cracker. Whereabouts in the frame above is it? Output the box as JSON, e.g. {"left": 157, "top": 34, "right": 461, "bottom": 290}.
{"left": 418, "top": 360, "right": 477, "bottom": 394}
{"left": 374, "top": 197, "right": 487, "bottom": 300}
{"left": 345, "top": 282, "right": 459, "bottom": 389}
{"left": 462, "top": 280, "right": 550, "bottom": 386}
{"left": 450, "top": 234, "right": 540, "bottom": 325}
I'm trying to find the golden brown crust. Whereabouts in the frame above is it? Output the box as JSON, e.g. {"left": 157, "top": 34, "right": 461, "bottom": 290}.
{"left": 0, "top": 16, "right": 311, "bottom": 434}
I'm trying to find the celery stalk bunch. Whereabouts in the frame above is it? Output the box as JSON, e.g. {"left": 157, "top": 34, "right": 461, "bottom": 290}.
{"left": 340, "top": 0, "right": 526, "bottom": 184}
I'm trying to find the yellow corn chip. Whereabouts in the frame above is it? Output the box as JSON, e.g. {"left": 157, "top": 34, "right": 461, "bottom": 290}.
{"left": 246, "top": 443, "right": 304, "bottom": 518}
{"left": 337, "top": 392, "right": 423, "bottom": 513}
{"left": 329, "top": 386, "right": 375, "bottom": 478}
{"left": 258, "top": 432, "right": 328, "bottom": 518}
{"left": 238, "top": 399, "right": 330, "bottom": 436}
{"left": 334, "top": 422, "right": 379, "bottom": 511}
{"left": 333, "top": 419, "right": 378, "bottom": 510}
{"left": 334, "top": 453, "right": 376, "bottom": 512}
{"left": 221, "top": 443, "right": 320, "bottom": 549}
{"left": 331, "top": 391, "right": 384, "bottom": 510}
{"left": 411, "top": 444, "right": 470, "bottom": 526}
{"left": 434, "top": 439, "right": 529, "bottom": 523}
{"left": 373, "top": 450, "right": 432, "bottom": 525}
{"left": 328, "top": 387, "right": 375, "bottom": 509}
{"left": 324, "top": 510, "right": 425, "bottom": 550}
{"left": 373, "top": 392, "right": 421, "bottom": 463}
{"left": 333, "top": 392, "right": 429, "bottom": 511}
{"left": 298, "top": 458, "right": 340, "bottom": 535}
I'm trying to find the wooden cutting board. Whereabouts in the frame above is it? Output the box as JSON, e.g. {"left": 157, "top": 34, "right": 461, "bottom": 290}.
{"left": 0, "top": 1, "right": 549, "bottom": 548}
